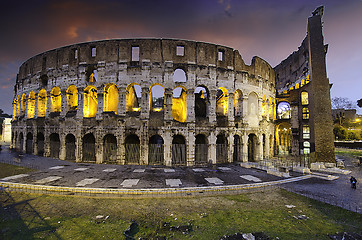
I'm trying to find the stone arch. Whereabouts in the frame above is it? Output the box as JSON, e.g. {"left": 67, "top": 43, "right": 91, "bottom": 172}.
{"left": 173, "top": 68, "right": 187, "bottom": 82}
{"left": 26, "top": 132, "right": 33, "bottom": 154}
{"left": 172, "top": 86, "right": 187, "bottom": 122}
{"left": 21, "top": 93, "right": 27, "bottom": 116}
{"left": 12, "top": 98, "right": 18, "bottom": 119}
{"left": 27, "top": 91, "right": 35, "bottom": 119}
{"left": 82, "top": 133, "right": 96, "bottom": 162}
{"left": 195, "top": 134, "right": 208, "bottom": 165}
{"left": 66, "top": 85, "right": 78, "bottom": 112}
{"left": 216, "top": 87, "right": 229, "bottom": 116}
{"left": 195, "top": 86, "right": 208, "bottom": 118}
{"left": 50, "top": 87, "right": 61, "bottom": 113}
{"left": 234, "top": 89, "right": 243, "bottom": 117}
{"left": 16, "top": 95, "right": 20, "bottom": 117}
{"left": 49, "top": 133, "right": 60, "bottom": 158}
{"left": 103, "top": 134, "right": 117, "bottom": 163}
{"left": 38, "top": 89, "right": 47, "bottom": 117}
{"left": 275, "top": 122, "right": 292, "bottom": 155}
{"left": 83, "top": 85, "right": 97, "bottom": 118}
{"left": 248, "top": 133, "right": 258, "bottom": 162}
{"left": 126, "top": 83, "right": 141, "bottom": 112}
{"left": 125, "top": 134, "right": 140, "bottom": 164}
{"left": 104, "top": 83, "right": 119, "bottom": 114}
{"left": 65, "top": 134, "right": 76, "bottom": 161}
{"left": 149, "top": 84, "right": 165, "bottom": 112}
{"left": 37, "top": 132, "right": 45, "bottom": 156}
{"left": 216, "top": 133, "right": 228, "bottom": 163}
{"left": 233, "top": 134, "right": 242, "bottom": 162}
{"left": 148, "top": 134, "right": 164, "bottom": 165}
{"left": 172, "top": 134, "right": 186, "bottom": 165}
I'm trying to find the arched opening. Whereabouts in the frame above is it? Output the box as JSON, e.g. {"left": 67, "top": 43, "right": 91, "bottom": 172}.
{"left": 65, "top": 134, "right": 76, "bottom": 161}
{"left": 275, "top": 123, "right": 292, "bottom": 155}
{"left": 104, "top": 83, "right": 119, "bottom": 114}
{"left": 66, "top": 85, "right": 78, "bottom": 112}
{"left": 216, "top": 87, "right": 228, "bottom": 116}
{"left": 216, "top": 134, "right": 228, "bottom": 163}
{"left": 172, "top": 135, "right": 186, "bottom": 165}
{"left": 234, "top": 90, "right": 243, "bottom": 117}
{"left": 277, "top": 101, "right": 291, "bottom": 119}
{"left": 125, "top": 134, "right": 140, "bottom": 164}
{"left": 195, "top": 86, "right": 208, "bottom": 118}
{"left": 195, "top": 134, "right": 208, "bottom": 165}
{"left": 12, "top": 98, "right": 18, "bottom": 120}
{"left": 19, "top": 133, "right": 24, "bottom": 152}
{"left": 86, "top": 67, "right": 98, "bottom": 83}
{"left": 248, "top": 92, "right": 258, "bottom": 117}
{"left": 301, "top": 91, "right": 309, "bottom": 105}
{"left": 50, "top": 87, "right": 61, "bottom": 113}
{"left": 126, "top": 83, "right": 141, "bottom": 113}
{"left": 49, "top": 133, "right": 60, "bottom": 158}
{"left": 103, "top": 134, "right": 117, "bottom": 163}
{"left": 173, "top": 68, "right": 187, "bottom": 82}
{"left": 82, "top": 133, "right": 96, "bottom": 162}
{"left": 148, "top": 135, "right": 164, "bottom": 165}
{"left": 21, "top": 93, "right": 27, "bottom": 116}
{"left": 149, "top": 84, "right": 164, "bottom": 113}
{"left": 268, "top": 98, "right": 274, "bottom": 120}
{"left": 16, "top": 96, "right": 20, "bottom": 117}
{"left": 38, "top": 89, "right": 47, "bottom": 117}
{"left": 26, "top": 132, "right": 33, "bottom": 154}
{"left": 262, "top": 95, "right": 267, "bottom": 117}
{"left": 172, "top": 87, "right": 187, "bottom": 122}
{"left": 83, "top": 85, "right": 97, "bottom": 118}
{"left": 27, "top": 91, "right": 35, "bottom": 119}
{"left": 248, "top": 134, "right": 258, "bottom": 162}
{"left": 233, "top": 135, "right": 242, "bottom": 162}
{"left": 37, "top": 133, "right": 44, "bottom": 156}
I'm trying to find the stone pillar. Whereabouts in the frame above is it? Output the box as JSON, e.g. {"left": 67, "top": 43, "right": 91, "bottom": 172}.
{"left": 228, "top": 92, "right": 234, "bottom": 123}
{"left": 59, "top": 133, "right": 66, "bottom": 160}
{"left": 265, "top": 133, "right": 270, "bottom": 159}
{"left": 60, "top": 90, "right": 67, "bottom": 117}
{"left": 242, "top": 133, "right": 248, "bottom": 162}
{"left": 119, "top": 129, "right": 126, "bottom": 165}
{"left": 187, "top": 130, "right": 195, "bottom": 166}
{"left": 46, "top": 91, "right": 51, "bottom": 117}
{"left": 140, "top": 87, "right": 149, "bottom": 119}
{"left": 164, "top": 88, "right": 173, "bottom": 121}
{"left": 140, "top": 122, "right": 149, "bottom": 165}
{"left": 96, "top": 133, "right": 103, "bottom": 164}
{"left": 33, "top": 134, "right": 38, "bottom": 155}
{"left": 257, "top": 134, "right": 263, "bottom": 161}
{"left": 242, "top": 97, "right": 248, "bottom": 123}
{"left": 76, "top": 89, "right": 84, "bottom": 119}
{"left": 118, "top": 87, "right": 126, "bottom": 117}
{"left": 96, "top": 88, "right": 104, "bottom": 120}
{"left": 228, "top": 134, "right": 233, "bottom": 163}
{"left": 164, "top": 130, "right": 172, "bottom": 166}
{"left": 258, "top": 97, "right": 263, "bottom": 121}
{"left": 76, "top": 132, "right": 82, "bottom": 162}
{"left": 186, "top": 89, "right": 195, "bottom": 123}
{"left": 34, "top": 93, "right": 39, "bottom": 118}
{"left": 208, "top": 132, "right": 216, "bottom": 164}
{"left": 209, "top": 89, "right": 217, "bottom": 123}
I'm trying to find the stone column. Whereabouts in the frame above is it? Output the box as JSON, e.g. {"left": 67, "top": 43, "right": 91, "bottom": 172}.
{"left": 33, "top": 133, "right": 38, "bottom": 155}
{"left": 257, "top": 134, "right": 263, "bottom": 161}
{"left": 164, "top": 130, "right": 172, "bottom": 166}
{"left": 242, "top": 133, "right": 248, "bottom": 162}
{"left": 96, "top": 133, "right": 103, "bottom": 164}
{"left": 46, "top": 91, "right": 51, "bottom": 117}
{"left": 59, "top": 133, "right": 66, "bottom": 160}
{"left": 209, "top": 89, "right": 217, "bottom": 123}
{"left": 208, "top": 132, "right": 216, "bottom": 164}
{"left": 187, "top": 130, "right": 195, "bottom": 166}
{"left": 228, "top": 92, "right": 234, "bottom": 122}
{"left": 242, "top": 96, "right": 248, "bottom": 123}
{"left": 186, "top": 89, "right": 195, "bottom": 123}
{"left": 96, "top": 88, "right": 104, "bottom": 120}
{"left": 164, "top": 88, "right": 173, "bottom": 121}
{"left": 60, "top": 90, "right": 67, "bottom": 117}
{"left": 258, "top": 97, "right": 263, "bottom": 121}
{"left": 34, "top": 93, "right": 39, "bottom": 118}
{"left": 140, "top": 122, "right": 149, "bottom": 165}
{"left": 228, "top": 134, "right": 234, "bottom": 163}
{"left": 118, "top": 87, "right": 126, "bottom": 117}
{"left": 140, "top": 87, "right": 149, "bottom": 119}
{"left": 76, "top": 89, "right": 84, "bottom": 119}
{"left": 265, "top": 133, "right": 270, "bottom": 159}
{"left": 75, "top": 132, "right": 82, "bottom": 163}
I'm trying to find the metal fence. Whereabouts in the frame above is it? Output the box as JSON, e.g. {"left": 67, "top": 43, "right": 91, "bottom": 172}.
{"left": 195, "top": 144, "right": 208, "bottom": 165}
{"left": 148, "top": 144, "right": 164, "bottom": 165}
{"left": 125, "top": 144, "right": 140, "bottom": 164}
{"left": 216, "top": 144, "right": 228, "bottom": 163}
{"left": 172, "top": 144, "right": 186, "bottom": 166}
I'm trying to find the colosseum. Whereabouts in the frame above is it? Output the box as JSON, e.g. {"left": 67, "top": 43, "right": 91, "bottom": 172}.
{"left": 11, "top": 7, "right": 335, "bottom": 167}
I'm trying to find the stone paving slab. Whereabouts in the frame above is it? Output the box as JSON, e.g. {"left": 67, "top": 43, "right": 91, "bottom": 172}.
{"left": 121, "top": 179, "right": 140, "bottom": 187}
{"left": 192, "top": 168, "right": 205, "bottom": 172}
{"left": 76, "top": 178, "right": 99, "bottom": 187}
{"left": 240, "top": 175, "right": 262, "bottom": 182}
{"left": 205, "top": 177, "right": 224, "bottom": 185}
{"left": 133, "top": 169, "right": 146, "bottom": 173}
{"left": 49, "top": 166, "right": 65, "bottom": 170}
{"left": 103, "top": 168, "right": 117, "bottom": 172}
{"left": 166, "top": 179, "right": 182, "bottom": 187}
{"left": 35, "top": 176, "right": 62, "bottom": 184}
{"left": 164, "top": 169, "right": 175, "bottom": 173}
{"left": 74, "top": 167, "right": 89, "bottom": 171}
{"left": 1, "top": 174, "right": 29, "bottom": 181}
{"left": 218, "top": 167, "right": 232, "bottom": 171}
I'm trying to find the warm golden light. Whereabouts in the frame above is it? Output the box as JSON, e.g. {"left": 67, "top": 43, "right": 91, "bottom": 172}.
{"left": 27, "top": 91, "right": 35, "bottom": 119}
{"left": 12, "top": 99, "right": 17, "bottom": 120}
{"left": 269, "top": 98, "right": 274, "bottom": 119}
{"left": 126, "top": 83, "right": 140, "bottom": 112}
{"left": 149, "top": 84, "right": 165, "bottom": 112}
{"left": 66, "top": 85, "right": 78, "bottom": 111}
{"left": 83, "top": 85, "right": 97, "bottom": 117}
{"left": 262, "top": 95, "right": 267, "bottom": 117}
{"left": 50, "top": 87, "right": 61, "bottom": 112}
{"left": 153, "top": 107, "right": 162, "bottom": 112}
{"left": 234, "top": 90, "right": 242, "bottom": 116}
{"left": 132, "top": 107, "right": 140, "bottom": 112}
{"left": 16, "top": 95, "right": 20, "bottom": 117}
{"left": 38, "top": 89, "right": 47, "bottom": 117}
{"left": 172, "top": 87, "right": 187, "bottom": 122}
{"left": 21, "top": 93, "right": 26, "bottom": 116}
{"left": 104, "top": 83, "right": 119, "bottom": 114}
{"left": 216, "top": 87, "right": 228, "bottom": 116}
{"left": 301, "top": 91, "right": 309, "bottom": 105}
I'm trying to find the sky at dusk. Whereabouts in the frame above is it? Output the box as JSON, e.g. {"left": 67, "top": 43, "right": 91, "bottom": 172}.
{"left": 1, "top": 0, "right": 361, "bottom": 115}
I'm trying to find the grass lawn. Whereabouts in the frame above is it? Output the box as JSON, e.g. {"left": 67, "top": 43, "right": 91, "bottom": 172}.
{"left": 1, "top": 189, "right": 361, "bottom": 240}
{"left": 0, "top": 162, "right": 34, "bottom": 179}
{"left": 335, "top": 147, "right": 362, "bottom": 158}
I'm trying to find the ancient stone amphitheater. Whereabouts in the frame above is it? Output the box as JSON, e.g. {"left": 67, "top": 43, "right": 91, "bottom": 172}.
{"left": 11, "top": 39, "right": 276, "bottom": 166}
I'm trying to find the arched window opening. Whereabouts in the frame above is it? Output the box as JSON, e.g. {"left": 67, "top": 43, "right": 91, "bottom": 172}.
{"left": 295, "top": 83, "right": 300, "bottom": 89}
{"left": 172, "top": 87, "right": 187, "bottom": 122}
{"left": 149, "top": 135, "right": 164, "bottom": 165}
{"left": 38, "top": 89, "right": 47, "bottom": 117}
{"left": 303, "top": 141, "right": 310, "bottom": 154}
{"left": 86, "top": 67, "right": 98, "bottom": 83}
{"left": 103, "top": 134, "right": 117, "bottom": 163}
{"left": 301, "top": 91, "right": 309, "bottom": 105}
{"left": 216, "top": 134, "right": 228, "bottom": 163}
{"left": 248, "top": 92, "right": 258, "bottom": 116}
{"left": 65, "top": 134, "right": 76, "bottom": 161}
{"left": 149, "top": 84, "right": 164, "bottom": 112}
{"left": 50, "top": 87, "right": 61, "bottom": 113}
{"left": 13, "top": 98, "right": 18, "bottom": 120}
{"left": 216, "top": 87, "right": 228, "bottom": 116}
{"left": 248, "top": 134, "right": 258, "bottom": 162}
{"left": 195, "top": 86, "right": 208, "bottom": 118}
{"left": 302, "top": 107, "right": 309, "bottom": 120}
{"left": 277, "top": 101, "right": 291, "bottom": 119}
{"left": 66, "top": 85, "right": 78, "bottom": 112}
{"left": 234, "top": 90, "right": 243, "bottom": 117}
{"left": 104, "top": 83, "right": 119, "bottom": 114}
{"left": 195, "top": 134, "right": 208, "bottom": 165}
{"left": 262, "top": 95, "right": 267, "bottom": 117}
{"left": 172, "top": 135, "right": 186, "bottom": 165}
{"left": 83, "top": 85, "right": 97, "bottom": 118}
{"left": 125, "top": 134, "right": 140, "bottom": 164}
{"left": 303, "top": 125, "right": 310, "bottom": 139}
{"left": 49, "top": 133, "right": 60, "bottom": 158}
{"left": 37, "top": 133, "right": 44, "bottom": 156}
{"left": 233, "top": 135, "right": 242, "bottom": 162}
{"left": 126, "top": 83, "right": 141, "bottom": 112}
{"left": 21, "top": 93, "right": 26, "bottom": 116}
{"left": 275, "top": 123, "right": 292, "bottom": 155}
{"left": 82, "top": 133, "right": 96, "bottom": 162}
{"left": 26, "top": 132, "right": 33, "bottom": 154}
{"left": 173, "top": 68, "right": 187, "bottom": 82}
{"left": 27, "top": 91, "right": 35, "bottom": 119}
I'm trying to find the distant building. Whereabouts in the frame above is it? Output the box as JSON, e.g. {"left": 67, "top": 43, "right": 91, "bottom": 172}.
{"left": 2, "top": 118, "right": 11, "bottom": 143}
{"left": 332, "top": 109, "right": 357, "bottom": 122}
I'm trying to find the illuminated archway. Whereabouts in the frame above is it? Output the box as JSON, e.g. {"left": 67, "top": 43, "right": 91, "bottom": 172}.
{"left": 27, "top": 91, "right": 35, "bottom": 119}
{"left": 172, "top": 86, "right": 187, "bottom": 122}
{"left": 12, "top": 98, "right": 18, "bottom": 120}
{"left": 149, "top": 84, "right": 164, "bottom": 112}
{"left": 20, "top": 93, "right": 26, "bottom": 116}
{"left": 216, "top": 134, "right": 228, "bottom": 163}
{"left": 275, "top": 122, "right": 292, "bottom": 155}
{"left": 262, "top": 95, "right": 267, "bottom": 117}
{"left": 126, "top": 83, "right": 141, "bottom": 112}
{"left": 301, "top": 91, "right": 309, "bottom": 105}
{"left": 104, "top": 83, "right": 119, "bottom": 114}
{"left": 234, "top": 90, "right": 243, "bottom": 117}
{"left": 216, "top": 87, "right": 228, "bottom": 116}
{"left": 66, "top": 85, "right": 78, "bottom": 112}
{"left": 38, "top": 89, "right": 47, "bottom": 117}
{"left": 83, "top": 85, "right": 97, "bottom": 118}
{"left": 148, "top": 135, "right": 164, "bottom": 165}
{"left": 195, "top": 86, "right": 208, "bottom": 118}
{"left": 50, "top": 87, "right": 61, "bottom": 113}
{"left": 16, "top": 96, "right": 20, "bottom": 117}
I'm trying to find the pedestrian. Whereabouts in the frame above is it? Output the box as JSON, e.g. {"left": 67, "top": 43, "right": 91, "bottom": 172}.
{"left": 350, "top": 176, "right": 357, "bottom": 189}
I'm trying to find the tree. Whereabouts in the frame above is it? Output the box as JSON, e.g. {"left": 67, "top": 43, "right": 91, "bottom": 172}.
{"left": 357, "top": 98, "right": 362, "bottom": 108}
{"left": 331, "top": 97, "right": 354, "bottom": 109}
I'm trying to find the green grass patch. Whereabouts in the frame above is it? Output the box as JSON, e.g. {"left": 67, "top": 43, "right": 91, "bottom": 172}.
{"left": 1, "top": 189, "right": 361, "bottom": 239}
{"left": 0, "top": 163, "right": 34, "bottom": 178}
{"left": 335, "top": 148, "right": 362, "bottom": 158}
